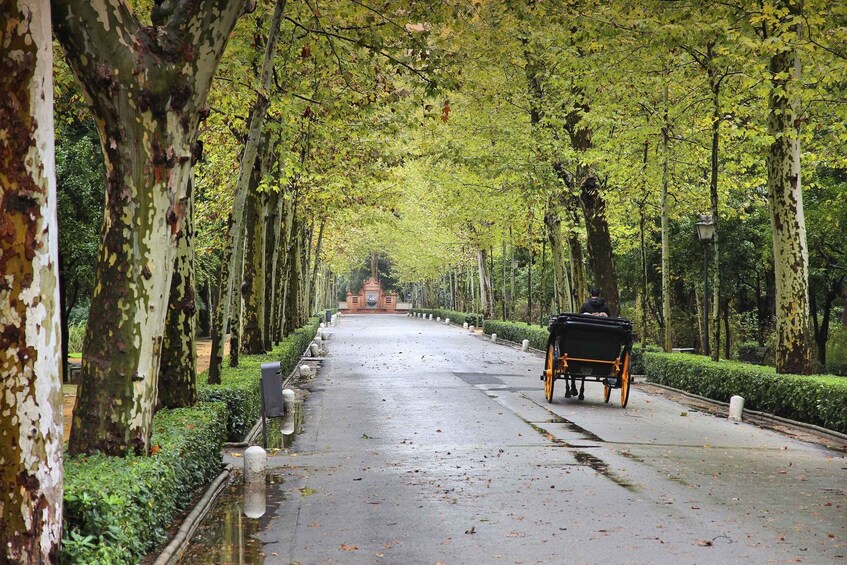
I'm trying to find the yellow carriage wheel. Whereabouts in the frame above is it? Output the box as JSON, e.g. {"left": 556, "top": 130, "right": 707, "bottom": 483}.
{"left": 544, "top": 341, "right": 557, "bottom": 403}
{"left": 620, "top": 352, "right": 631, "bottom": 408}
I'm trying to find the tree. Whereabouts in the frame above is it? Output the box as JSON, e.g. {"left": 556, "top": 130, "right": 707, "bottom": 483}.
{"left": 760, "top": 0, "right": 814, "bottom": 374}
{"left": 53, "top": 0, "right": 250, "bottom": 456}
{"left": 0, "top": 0, "right": 63, "bottom": 559}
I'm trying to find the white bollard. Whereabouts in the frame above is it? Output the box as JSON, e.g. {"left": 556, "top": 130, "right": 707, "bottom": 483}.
{"left": 332, "top": 315, "right": 338, "bottom": 327}
{"left": 314, "top": 336, "right": 322, "bottom": 347}
{"left": 320, "top": 322, "right": 325, "bottom": 328}
{"left": 429, "top": 314, "right": 433, "bottom": 320}
{"left": 728, "top": 395, "right": 745, "bottom": 421}
{"left": 469, "top": 325, "right": 475, "bottom": 333}
{"left": 320, "top": 331, "right": 328, "bottom": 341}
{"left": 243, "top": 481, "right": 266, "bottom": 518}
{"left": 299, "top": 364, "right": 312, "bottom": 377}
{"left": 463, "top": 322, "right": 468, "bottom": 329}
{"left": 521, "top": 339, "right": 530, "bottom": 352}
{"left": 244, "top": 445, "right": 266, "bottom": 483}
{"left": 491, "top": 333, "right": 498, "bottom": 343}
{"left": 437, "top": 317, "right": 441, "bottom": 322}
{"left": 282, "top": 388, "right": 296, "bottom": 403}
{"left": 310, "top": 342, "right": 319, "bottom": 356}
{"left": 445, "top": 318, "right": 450, "bottom": 325}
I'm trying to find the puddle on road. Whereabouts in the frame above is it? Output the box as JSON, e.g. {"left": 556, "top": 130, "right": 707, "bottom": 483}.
{"left": 263, "top": 400, "right": 304, "bottom": 449}
{"left": 179, "top": 401, "right": 305, "bottom": 563}
{"left": 178, "top": 474, "right": 285, "bottom": 564}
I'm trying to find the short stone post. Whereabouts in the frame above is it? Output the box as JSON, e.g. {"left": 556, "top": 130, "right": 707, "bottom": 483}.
{"left": 436, "top": 316, "right": 441, "bottom": 322}
{"left": 491, "top": 333, "right": 498, "bottom": 343}
{"left": 728, "top": 395, "right": 745, "bottom": 421}
{"left": 310, "top": 342, "right": 320, "bottom": 356}
{"left": 445, "top": 318, "right": 450, "bottom": 325}
{"left": 299, "top": 364, "right": 312, "bottom": 377}
{"left": 521, "top": 339, "right": 530, "bottom": 352}
{"left": 469, "top": 325, "right": 475, "bottom": 333}
{"left": 244, "top": 445, "right": 266, "bottom": 483}
{"left": 429, "top": 314, "right": 433, "bottom": 320}
{"left": 463, "top": 322, "right": 468, "bottom": 329}
{"left": 282, "top": 389, "right": 296, "bottom": 435}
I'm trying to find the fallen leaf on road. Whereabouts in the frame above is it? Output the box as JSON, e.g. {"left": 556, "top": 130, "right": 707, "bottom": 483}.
{"left": 465, "top": 526, "right": 476, "bottom": 534}
{"left": 340, "top": 544, "right": 359, "bottom": 551}
{"left": 697, "top": 540, "right": 713, "bottom": 547}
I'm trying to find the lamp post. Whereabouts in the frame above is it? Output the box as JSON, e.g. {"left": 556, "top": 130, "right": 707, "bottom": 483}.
{"left": 695, "top": 215, "right": 716, "bottom": 356}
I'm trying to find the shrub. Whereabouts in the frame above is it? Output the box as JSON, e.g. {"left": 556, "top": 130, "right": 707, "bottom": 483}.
{"left": 67, "top": 322, "right": 86, "bottom": 354}
{"left": 62, "top": 403, "right": 228, "bottom": 563}
{"left": 410, "top": 308, "right": 483, "bottom": 326}
{"left": 481, "top": 319, "right": 549, "bottom": 350}
{"left": 644, "top": 352, "right": 847, "bottom": 433}
{"left": 197, "top": 316, "right": 320, "bottom": 441}
{"left": 630, "top": 344, "right": 662, "bottom": 375}
{"left": 63, "top": 316, "right": 321, "bottom": 563}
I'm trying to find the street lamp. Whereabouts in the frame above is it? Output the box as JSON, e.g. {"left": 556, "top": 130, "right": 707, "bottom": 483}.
{"left": 695, "top": 214, "right": 716, "bottom": 356}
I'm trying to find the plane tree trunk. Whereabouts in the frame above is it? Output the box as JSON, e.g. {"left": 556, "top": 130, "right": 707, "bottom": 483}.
{"left": 53, "top": 0, "right": 248, "bottom": 456}
{"left": 0, "top": 1, "right": 64, "bottom": 559}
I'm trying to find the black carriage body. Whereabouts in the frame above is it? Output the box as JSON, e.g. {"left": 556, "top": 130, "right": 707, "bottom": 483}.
{"left": 547, "top": 314, "right": 633, "bottom": 378}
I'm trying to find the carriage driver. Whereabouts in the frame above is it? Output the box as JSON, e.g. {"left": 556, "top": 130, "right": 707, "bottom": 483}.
{"left": 579, "top": 287, "right": 611, "bottom": 317}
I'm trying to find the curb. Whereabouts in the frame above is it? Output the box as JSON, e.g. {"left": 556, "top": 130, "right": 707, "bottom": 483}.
{"left": 458, "top": 321, "right": 844, "bottom": 443}
{"left": 153, "top": 463, "right": 233, "bottom": 565}
{"left": 641, "top": 381, "right": 847, "bottom": 443}
{"left": 154, "top": 341, "right": 322, "bottom": 562}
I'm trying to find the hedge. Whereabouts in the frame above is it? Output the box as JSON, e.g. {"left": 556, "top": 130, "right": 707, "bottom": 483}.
{"left": 62, "top": 403, "right": 228, "bottom": 563}
{"left": 197, "top": 317, "right": 321, "bottom": 441}
{"left": 63, "top": 316, "right": 321, "bottom": 563}
{"left": 481, "top": 319, "right": 549, "bottom": 350}
{"left": 410, "top": 308, "right": 483, "bottom": 327}
{"left": 630, "top": 344, "right": 662, "bottom": 375}
{"left": 644, "top": 352, "right": 847, "bottom": 434}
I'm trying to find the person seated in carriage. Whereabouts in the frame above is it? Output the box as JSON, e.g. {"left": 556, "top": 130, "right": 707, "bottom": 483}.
{"left": 579, "top": 287, "right": 611, "bottom": 317}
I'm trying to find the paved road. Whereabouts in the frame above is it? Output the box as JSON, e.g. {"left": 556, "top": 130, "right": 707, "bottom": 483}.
{"left": 208, "top": 314, "right": 846, "bottom": 564}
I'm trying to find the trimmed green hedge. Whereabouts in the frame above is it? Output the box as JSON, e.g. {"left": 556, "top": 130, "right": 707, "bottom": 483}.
{"left": 630, "top": 344, "right": 662, "bottom": 375}
{"left": 63, "top": 403, "right": 228, "bottom": 563}
{"left": 63, "top": 316, "right": 321, "bottom": 563}
{"left": 481, "top": 319, "right": 549, "bottom": 350}
{"left": 197, "top": 317, "right": 321, "bottom": 441}
{"left": 410, "top": 308, "right": 483, "bottom": 327}
{"left": 645, "top": 352, "right": 847, "bottom": 433}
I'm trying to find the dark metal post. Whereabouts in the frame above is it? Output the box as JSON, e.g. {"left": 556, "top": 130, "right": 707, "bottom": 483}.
{"left": 703, "top": 244, "right": 710, "bottom": 356}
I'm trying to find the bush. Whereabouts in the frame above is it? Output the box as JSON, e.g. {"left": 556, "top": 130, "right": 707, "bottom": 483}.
{"left": 481, "top": 319, "right": 549, "bottom": 350}
{"left": 630, "top": 344, "right": 662, "bottom": 375}
{"left": 197, "top": 317, "right": 320, "bottom": 441}
{"left": 62, "top": 403, "right": 228, "bottom": 563}
{"left": 644, "top": 352, "right": 847, "bottom": 433}
{"left": 63, "top": 316, "right": 321, "bottom": 563}
{"left": 67, "top": 322, "right": 86, "bottom": 354}
{"left": 410, "top": 308, "right": 483, "bottom": 326}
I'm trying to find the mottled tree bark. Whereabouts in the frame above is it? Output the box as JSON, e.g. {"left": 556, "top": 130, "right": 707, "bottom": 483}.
{"left": 579, "top": 175, "right": 619, "bottom": 317}
{"left": 158, "top": 174, "right": 197, "bottom": 408}
{"left": 241, "top": 163, "right": 266, "bottom": 354}
{"left": 477, "top": 248, "right": 494, "bottom": 320}
{"left": 54, "top": 0, "right": 248, "bottom": 455}
{"left": 661, "top": 83, "right": 673, "bottom": 352}
{"left": 277, "top": 194, "right": 296, "bottom": 339}
{"left": 285, "top": 218, "right": 303, "bottom": 333}
{"left": 309, "top": 220, "right": 326, "bottom": 313}
{"left": 766, "top": 15, "right": 813, "bottom": 374}
{"left": 545, "top": 210, "right": 573, "bottom": 313}
{"left": 220, "top": 0, "right": 286, "bottom": 358}
{"left": 263, "top": 188, "right": 281, "bottom": 350}
{"left": 208, "top": 212, "right": 233, "bottom": 383}
{"left": 0, "top": 1, "right": 63, "bottom": 559}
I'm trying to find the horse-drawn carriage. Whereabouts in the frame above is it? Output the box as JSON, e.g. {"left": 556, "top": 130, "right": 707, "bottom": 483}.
{"left": 542, "top": 313, "right": 634, "bottom": 407}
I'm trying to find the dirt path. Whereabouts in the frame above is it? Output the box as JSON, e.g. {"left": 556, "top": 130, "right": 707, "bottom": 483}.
{"left": 63, "top": 337, "right": 227, "bottom": 444}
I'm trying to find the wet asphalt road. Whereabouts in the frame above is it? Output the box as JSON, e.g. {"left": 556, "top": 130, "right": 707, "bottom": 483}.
{"left": 219, "top": 314, "right": 846, "bottom": 564}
